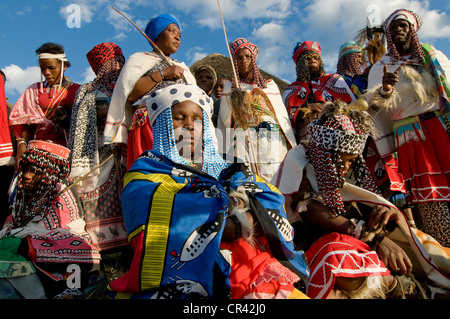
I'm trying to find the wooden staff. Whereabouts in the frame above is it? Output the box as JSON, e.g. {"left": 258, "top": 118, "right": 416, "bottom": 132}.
{"left": 111, "top": 6, "right": 173, "bottom": 67}
{"left": 216, "top": 0, "right": 239, "bottom": 87}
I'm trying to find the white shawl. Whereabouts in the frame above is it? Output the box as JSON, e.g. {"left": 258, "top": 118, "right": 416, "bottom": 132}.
{"left": 103, "top": 51, "right": 195, "bottom": 145}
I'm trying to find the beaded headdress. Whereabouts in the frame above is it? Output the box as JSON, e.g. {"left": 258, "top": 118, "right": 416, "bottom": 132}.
{"left": 12, "top": 140, "right": 71, "bottom": 228}
{"left": 307, "top": 100, "right": 380, "bottom": 215}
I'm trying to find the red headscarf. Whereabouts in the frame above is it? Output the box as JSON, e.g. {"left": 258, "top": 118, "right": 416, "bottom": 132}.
{"left": 86, "top": 42, "right": 123, "bottom": 75}
{"left": 86, "top": 42, "right": 124, "bottom": 96}
{"left": 229, "top": 38, "right": 268, "bottom": 89}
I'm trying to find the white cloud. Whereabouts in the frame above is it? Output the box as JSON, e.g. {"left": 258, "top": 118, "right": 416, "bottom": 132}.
{"left": 252, "top": 23, "right": 285, "bottom": 44}
{"left": 1, "top": 65, "right": 41, "bottom": 98}
{"left": 16, "top": 6, "right": 32, "bottom": 16}
{"left": 166, "top": 0, "right": 293, "bottom": 29}
{"left": 81, "top": 67, "right": 96, "bottom": 84}
{"left": 185, "top": 47, "right": 209, "bottom": 65}
{"left": 418, "top": 8, "right": 450, "bottom": 39}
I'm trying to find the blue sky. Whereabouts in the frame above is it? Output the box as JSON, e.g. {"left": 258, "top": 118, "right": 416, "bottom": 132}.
{"left": 1, "top": 0, "right": 450, "bottom": 105}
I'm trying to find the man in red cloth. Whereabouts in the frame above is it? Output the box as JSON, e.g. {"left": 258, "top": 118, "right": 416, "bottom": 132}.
{"left": 282, "top": 41, "right": 356, "bottom": 142}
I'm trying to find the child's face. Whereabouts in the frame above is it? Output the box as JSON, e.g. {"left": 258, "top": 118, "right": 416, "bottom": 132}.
{"left": 339, "top": 152, "right": 358, "bottom": 176}
{"left": 21, "top": 163, "right": 44, "bottom": 190}
{"left": 215, "top": 79, "right": 226, "bottom": 98}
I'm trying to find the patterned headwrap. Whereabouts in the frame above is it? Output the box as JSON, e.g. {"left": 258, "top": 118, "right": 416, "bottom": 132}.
{"left": 336, "top": 41, "right": 366, "bottom": 78}
{"left": 307, "top": 100, "right": 380, "bottom": 216}
{"left": 384, "top": 8, "right": 424, "bottom": 63}
{"left": 85, "top": 42, "right": 124, "bottom": 97}
{"left": 292, "top": 41, "right": 325, "bottom": 82}
{"left": 229, "top": 38, "right": 268, "bottom": 89}
{"left": 12, "top": 140, "right": 71, "bottom": 228}
{"left": 145, "top": 84, "right": 228, "bottom": 179}
{"left": 68, "top": 42, "right": 124, "bottom": 179}
{"left": 292, "top": 41, "right": 321, "bottom": 64}
{"left": 144, "top": 13, "right": 180, "bottom": 43}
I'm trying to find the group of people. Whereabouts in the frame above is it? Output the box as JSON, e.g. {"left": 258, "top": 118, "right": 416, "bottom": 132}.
{"left": 0, "top": 8, "right": 449, "bottom": 300}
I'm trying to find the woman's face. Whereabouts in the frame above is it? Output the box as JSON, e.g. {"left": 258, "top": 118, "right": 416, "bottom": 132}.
{"left": 235, "top": 48, "right": 253, "bottom": 79}
{"left": 339, "top": 152, "right": 359, "bottom": 176}
{"left": 39, "top": 58, "right": 66, "bottom": 87}
{"left": 155, "top": 23, "right": 181, "bottom": 56}
{"left": 172, "top": 100, "right": 203, "bottom": 160}
{"left": 196, "top": 70, "right": 215, "bottom": 96}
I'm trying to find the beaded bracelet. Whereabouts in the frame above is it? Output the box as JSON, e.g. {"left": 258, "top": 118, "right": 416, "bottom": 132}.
{"left": 379, "top": 86, "right": 394, "bottom": 98}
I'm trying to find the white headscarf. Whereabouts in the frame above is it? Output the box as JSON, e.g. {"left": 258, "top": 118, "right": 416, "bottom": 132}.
{"left": 145, "top": 84, "right": 228, "bottom": 179}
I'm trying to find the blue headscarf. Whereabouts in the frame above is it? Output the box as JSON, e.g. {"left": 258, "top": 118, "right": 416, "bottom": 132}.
{"left": 144, "top": 14, "right": 180, "bottom": 43}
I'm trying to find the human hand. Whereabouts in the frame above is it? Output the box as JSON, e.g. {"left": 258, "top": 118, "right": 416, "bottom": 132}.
{"left": 162, "top": 65, "right": 185, "bottom": 80}
{"left": 15, "top": 143, "right": 27, "bottom": 171}
{"left": 307, "top": 103, "right": 324, "bottom": 119}
{"left": 376, "top": 237, "right": 413, "bottom": 275}
{"left": 382, "top": 65, "right": 398, "bottom": 92}
{"left": 367, "top": 205, "right": 399, "bottom": 230}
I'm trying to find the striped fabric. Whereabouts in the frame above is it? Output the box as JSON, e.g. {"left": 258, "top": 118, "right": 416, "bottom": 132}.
{"left": 0, "top": 77, "right": 13, "bottom": 166}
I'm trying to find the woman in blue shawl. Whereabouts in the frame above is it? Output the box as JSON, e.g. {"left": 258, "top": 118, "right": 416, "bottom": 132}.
{"left": 107, "top": 84, "right": 309, "bottom": 299}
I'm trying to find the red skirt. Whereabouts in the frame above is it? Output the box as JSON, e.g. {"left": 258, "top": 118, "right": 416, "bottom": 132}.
{"left": 394, "top": 113, "right": 450, "bottom": 204}
{"left": 127, "top": 107, "right": 153, "bottom": 170}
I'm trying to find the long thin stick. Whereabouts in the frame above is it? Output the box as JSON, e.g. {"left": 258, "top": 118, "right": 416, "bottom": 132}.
{"left": 55, "top": 154, "right": 114, "bottom": 198}
{"left": 216, "top": 0, "right": 239, "bottom": 88}
{"left": 216, "top": 0, "right": 260, "bottom": 177}
{"left": 111, "top": 6, "right": 173, "bottom": 67}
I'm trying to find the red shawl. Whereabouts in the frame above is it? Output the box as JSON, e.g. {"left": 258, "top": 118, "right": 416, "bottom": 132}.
{"left": 283, "top": 74, "right": 355, "bottom": 128}
{"left": 305, "top": 232, "right": 390, "bottom": 299}
{"left": 221, "top": 237, "right": 300, "bottom": 299}
{"left": 9, "top": 82, "right": 80, "bottom": 146}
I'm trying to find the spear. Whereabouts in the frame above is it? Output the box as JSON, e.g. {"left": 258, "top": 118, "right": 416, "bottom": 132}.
{"left": 110, "top": 6, "right": 173, "bottom": 67}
